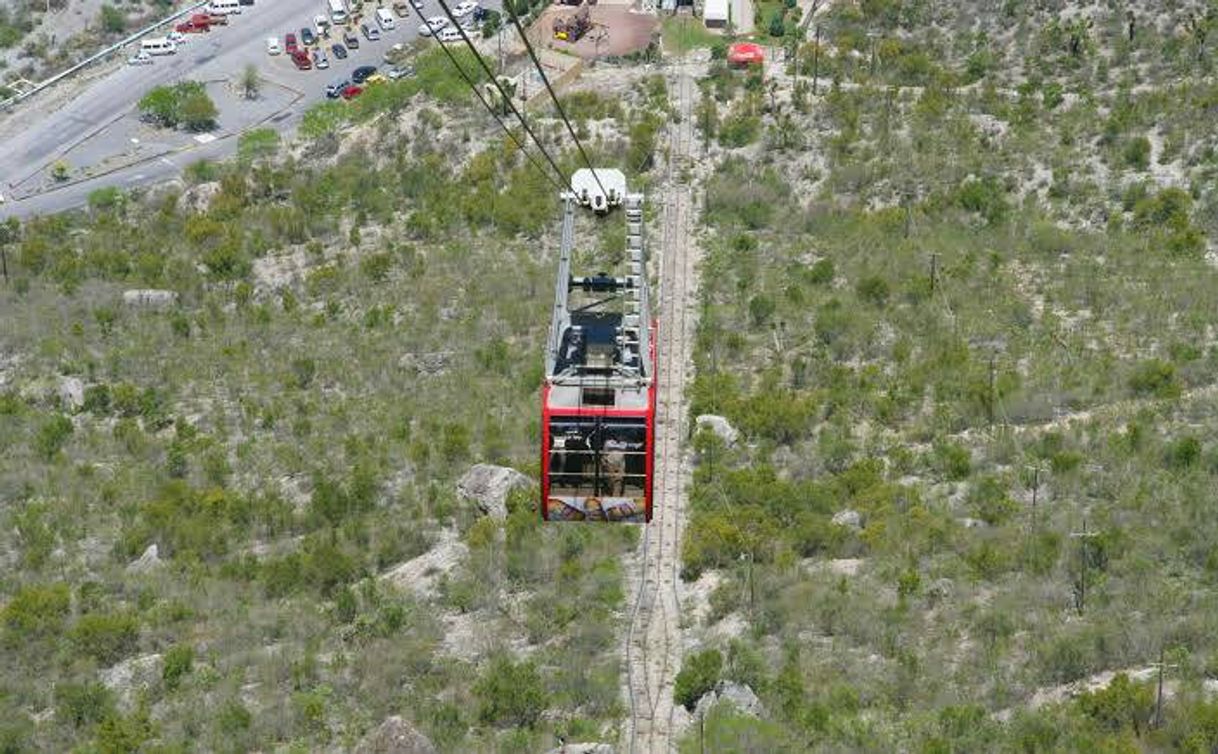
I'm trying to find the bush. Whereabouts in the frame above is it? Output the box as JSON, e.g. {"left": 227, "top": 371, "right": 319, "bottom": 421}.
{"left": 674, "top": 648, "right": 723, "bottom": 711}
{"left": 55, "top": 681, "right": 115, "bottom": 728}
{"left": 1128, "top": 358, "right": 1178, "bottom": 398}
{"left": 473, "top": 655, "right": 546, "bottom": 727}
{"left": 69, "top": 612, "right": 140, "bottom": 665}
{"left": 162, "top": 644, "right": 194, "bottom": 690}
{"left": 35, "top": 413, "right": 73, "bottom": 460}
{"left": 138, "top": 81, "right": 217, "bottom": 131}
{"left": 1123, "top": 136, "right": 1151, "bottom": 170}
{"left": 3, "top": 582, "right": 70, "bottom": 641}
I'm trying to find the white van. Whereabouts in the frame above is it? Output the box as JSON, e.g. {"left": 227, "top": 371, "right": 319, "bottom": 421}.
{"left": 208, "top": 0, "right": 242, "bottom": 15}
{"left": 328, "top": 0, "right": 348, "bottom": 24}
{"left": 140, "top": 37, "right": 178, "bottom": 55}
{"left": 375, "top": 7, "right": 396, "bottom": 30}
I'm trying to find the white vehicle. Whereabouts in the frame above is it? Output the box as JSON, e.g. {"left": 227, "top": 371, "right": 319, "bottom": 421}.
{"left": 410, "top": 0, "right": 423, "bottom": 9}
{"left": 127, "top": 50, "right": 155, "bottom": 65}
{"left": 328, "top": 0, "right": 349, "bottom": 24}
{"left": 208, "top": 0, "right": 242, "bottom": 14}
{"left": 140, "top": 37, "right": 177, "bottom": 55}
{"left": 266, "top": 36, "right": 282, "bottom": 54}
{"left": 452, "top": 1, "right": 478, "bottom": 17}
{"left": 418, "top": 15, "right": 448, "bottom": 36}
{"left": 375, "top": 7, "right": 396, "bottom": 30}
{"left": 436, "top": 26, "right": 462, "bottom": 42}
{"left": 166, "top": 30, "right": 186, "bottom": 44}
{"left": 314, "top": 14, "right": 331, "bottom": 30}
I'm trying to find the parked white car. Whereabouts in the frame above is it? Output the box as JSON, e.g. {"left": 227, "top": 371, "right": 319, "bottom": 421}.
{"left": 166, "top": 30, "right": 186, "bottom": 44}
{"left": 452, "top": 1, "right": 478, "bottom": 17}
{"left": 266, "top": 36, "right": 282, "bottom": 55}
{"left": 314, "top": 13, "right": 330, "bottom": 30}
{"left": 436, "top": 26, "right": 462, "bottom": 42}
{"left": 418, "top": 15, "right": 448, "bottom": 36}
{"left": 410, "top": 0, "right": 424, "bottom": 9}
{"left": 127, "top": 50, "right": 155, "bottom": 66}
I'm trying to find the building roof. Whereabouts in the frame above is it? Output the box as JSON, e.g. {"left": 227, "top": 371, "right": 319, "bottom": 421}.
{"left": 704, "top": 0, "right": 729, "bottom": 22}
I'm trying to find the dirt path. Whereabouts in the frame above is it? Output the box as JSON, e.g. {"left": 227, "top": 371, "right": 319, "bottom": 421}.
{"left": 623, "top": 64, "right": 698, "bottom": 754}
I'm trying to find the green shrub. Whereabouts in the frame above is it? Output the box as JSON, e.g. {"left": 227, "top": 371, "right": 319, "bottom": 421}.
{"left": 69, "top": 612, "right": 140, "bottom": 665}
{"left": 1128, "top": 358, "right": 1178, "bottom": 398}
{"left": 35, "top": 413, "right": 73, "bottom": 460}
{"left": 162, "top": 643, "right": 194, "bottom": 690}
{"left": 55, "top": 681, "right": 115, "bottom": 728}
{"left": 1123, "top": 136, "right": 1151, "bottom": 170}
{"left": 674, "top": 648, "right": 723, "bottom": 711}
{"left": 474, "top": 655, "right": 546, "bottom": 728}
{"left": 933, "top": 441, "right": 971, "bottom": 480}
{"left": 3, "top": 582, "right": 70, "bottom": 641}
{"left": 855, "top": 275, "right": 890, "bottom": 307}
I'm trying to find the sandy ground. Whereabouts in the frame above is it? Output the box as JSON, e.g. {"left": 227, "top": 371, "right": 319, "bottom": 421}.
{"left": 533, "top": 5, "right": 659, "bottom": 59}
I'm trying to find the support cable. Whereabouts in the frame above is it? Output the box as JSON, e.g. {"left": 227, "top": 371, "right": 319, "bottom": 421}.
{"left": 428, "top": 22, "right": 566, "bottom": 192}
{"left": 433, "top": 1, "right": 573, "bottom": 191}
{"left": 505, "top": 6, "right": 609, "bottom": 199}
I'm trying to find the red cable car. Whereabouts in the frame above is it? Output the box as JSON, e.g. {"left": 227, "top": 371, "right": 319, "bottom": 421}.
{"left": 542, "top": 170, "right": 656, "bottom": 523}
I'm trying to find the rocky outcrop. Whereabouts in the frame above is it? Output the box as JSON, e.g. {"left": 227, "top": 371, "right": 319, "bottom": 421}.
{"left": 831, "top": 509, "right": 861, "bottom": 529}
{"left": 544, "top": 744, "right": 614, "bottom": 754}
{"left": 695, "top": 414, "right": 738, "bottom": 445}
{"left": 456, "top": 464, "right": 531, "bottom": 521}
{"left": 178, "top": 181, "right": 221, "bottom": 215}
{"left": 57, "top": 376, "right": 84, "bottom": 411}
{"left": 99, "top": 653, "right": 163, "bottom": 711}
{"left": 694, "top": 681, "right": 764, "bottom": 719}
{"left": 380, "top": 528, "right": 466, "bottom": 599}
{"left": 122, "top": 289, "right": 178, "bottom": 308}
{"left": 127, "top": 544, "right": 163, "bottom": 574}
{"left": 353, "top": 716, "right": 437, "bottom": 754}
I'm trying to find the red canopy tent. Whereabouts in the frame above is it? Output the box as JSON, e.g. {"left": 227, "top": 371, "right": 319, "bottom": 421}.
{"left": 728, "top": 42, "right": 764, "bottom": 67}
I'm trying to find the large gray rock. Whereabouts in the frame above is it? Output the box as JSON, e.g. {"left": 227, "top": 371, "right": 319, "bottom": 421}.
{"left": 457, "top": 464, "right": 531, "bottom": 521}
{"left": 380, "top": 528, "right": 466, "bottom": 599}
{"left": 695, "top": 414, "right": 738, "bottom": 445}
{"left": 122, "top": 289, "right": 179, "bottom": 309}
{"left": 99, "top": 653, "right": 163, "bottom": 712}
{"left": 694, "top": 681, "right": 764, "bottom": 719}
{"left": 127, "top": 544, "right": 163, "bottom": 574}
{"left": 353, "top": 716, "right": 437, "bottom": 754}
{"left": 831, "top": 509, "right": 861, "bottom": 529}
{"left": 544, "top": 745, "right": 614, "bottom": 754}
{"left": 57, "top": 376, "right": 84, "bottom": 411}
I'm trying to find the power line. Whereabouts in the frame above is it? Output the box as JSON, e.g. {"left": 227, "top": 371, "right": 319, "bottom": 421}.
{"left": 433, "top": 0, "right": 572, "bottom": 191}
{"left": 505, "top": 6, "right": 609, "bottom": 200}
{"left": 427, "top": 20, "right": 566, "bottom": 192}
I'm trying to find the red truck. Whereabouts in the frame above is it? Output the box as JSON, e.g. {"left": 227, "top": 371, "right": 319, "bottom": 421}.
{"left": 175, "top": 19, "right": 210, "bottom": 33}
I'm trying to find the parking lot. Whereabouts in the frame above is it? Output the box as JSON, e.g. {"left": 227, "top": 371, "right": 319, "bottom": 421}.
{"left": 0, "top": 0, "right": 502, "bottom": 216}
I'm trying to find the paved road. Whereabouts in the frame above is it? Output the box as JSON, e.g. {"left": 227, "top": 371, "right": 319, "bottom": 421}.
{"left": 0, "top": 0, "right": 501, "bottom": 220}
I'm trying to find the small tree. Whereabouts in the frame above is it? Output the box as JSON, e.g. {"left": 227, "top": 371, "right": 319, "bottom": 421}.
{"left": 179, "top": 90, "right": 218, "bottom": 132}
{"left": 138, "top": 85, "right": 180, "bottom": 127}
{"left": 473, "top": 655, "right": 546, "bottom": 727}
{"left": 50, "top": 161, "right": 70, "bottom": 182}
{"left": 99, "top": 4, "right": 125, "bottom": 34}
{"left": 240, "top": 64, "right": 260, "bottom": 100}
{"left": 674, "top": 649, "right": 723, "bottom": 711}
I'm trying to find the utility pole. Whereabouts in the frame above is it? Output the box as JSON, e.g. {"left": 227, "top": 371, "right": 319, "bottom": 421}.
{"left": 1069, "top": 518, "right": 1099, "bottom": 614}
{"left": 987, "top": 354, "right": 996, "bottom": 428}
{"left": 812, "top": 24, "right": 821, "bottom": 95}
{"left": 741, "top": 551, "right": 755, "bottom": 618}
{"left": 1153, "top": 647, "right": 1179, "bottom": 728}
{"left": 1027, "top": 465, "right": 1042, "bottom": 530}
{"left": 929, "top": 252, "right": 938, "bottom": 294}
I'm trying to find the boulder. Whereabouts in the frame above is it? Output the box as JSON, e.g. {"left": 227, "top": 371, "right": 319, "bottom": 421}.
{"left": 122, "top": 289, "right": 178, "bottom": 309}
{"left": 99, "top": 653, "right": 163, "bottom": 711}
{"left": 695, "top": 414, "right": 738, "bottom": 445}
{"left": 380, "top": 528, "right": 467, "bottom": 599}
{"left": 127, "top": 544, "right": 163, "bottom": 574}
{"left": 831, "top": 509, "right": 861, "bottom": 529}
{"left": 694, "top": 681, "right": 764, "bottom": 719}
{"left": 178, "top": 181, "right": 221, "bottom": 214}
{"left": 57, "top": 376, "right": 84, "bottom": 411}
{"left": 457, "top": 464, "right": 531, "bottom": 521}
{"left": 353, "top": 716, "right": 437, "bottom": 754}
{"left": 544, "top": 745, "right": 614, "bottom": 754}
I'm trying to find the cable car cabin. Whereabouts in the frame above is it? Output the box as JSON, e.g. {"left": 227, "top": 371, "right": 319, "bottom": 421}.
{"left": 542, "top": 183, "right": 656, "bottom": 523}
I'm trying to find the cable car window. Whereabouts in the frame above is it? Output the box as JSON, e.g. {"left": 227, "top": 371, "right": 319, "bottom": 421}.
{"left": 547, "top": 416, "right": 647, "bottom": 522}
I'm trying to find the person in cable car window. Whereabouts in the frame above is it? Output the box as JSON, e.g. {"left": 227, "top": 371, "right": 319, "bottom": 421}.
{"left": 600, "top": 433, "right": 627, "bottom": 496}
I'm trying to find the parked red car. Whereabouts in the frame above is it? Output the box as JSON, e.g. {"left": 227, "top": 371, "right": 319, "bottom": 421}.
{"left": 285, "top": 32, "right": 299, "bottom": 54}
{"left": 175, "top": 20, "right": 209, "bottom": 33}
{"left": 340, "top": 84, "right": 363, "bottom": 100}
{"left": 291, "top": 50, "right": 312, "bottom": 70}
{"left": 188, "top": 13, "right": 215, "bottom": 28}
